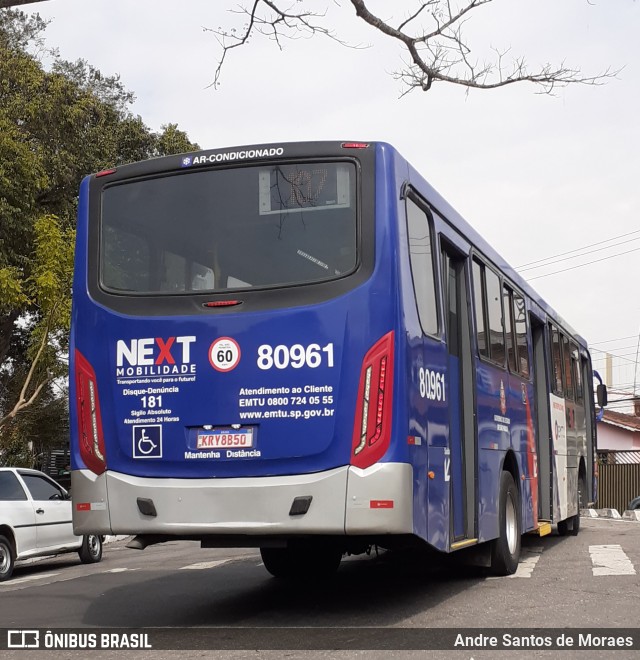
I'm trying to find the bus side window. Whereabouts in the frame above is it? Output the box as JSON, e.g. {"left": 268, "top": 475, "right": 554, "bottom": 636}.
{"left": 572, "top": 343, "right": 583, "bottom": 403}
{"left": 405, "top": 197, "right": 438, "bottom": 336}
{"left": 472, "top": 259, "right": 489, "bottom": 358}
{"left": 551, "top": 325, "right": 563, "bottom": 395}
{"left": 513, "top": 293, "right": 530, "bottom": 377}
{"left": 503, "top": 285, "right": 516, "bottom": 372}
{"left": 562, "top": 333, "right": 574, "bottom": 401}
{"left": 484, "top": 267, "right": 505, "bottom": 366}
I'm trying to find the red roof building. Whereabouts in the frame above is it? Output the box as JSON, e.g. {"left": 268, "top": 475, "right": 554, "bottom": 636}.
{"left": 597, "top": 409, "right": 640, "bottom": 452}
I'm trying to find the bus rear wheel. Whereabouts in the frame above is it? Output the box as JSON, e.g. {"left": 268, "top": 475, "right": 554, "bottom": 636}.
{"left": 490, "top": 471, "right": 521, "bottom": 576}
{"left": 558, "top": 476, "right": 585, "bottom": 536}
{"left": 572, "top": 475, "right": 587, "bottom": 536}
{"left": 260, "top": 543, "right": 342, "bottom": 580}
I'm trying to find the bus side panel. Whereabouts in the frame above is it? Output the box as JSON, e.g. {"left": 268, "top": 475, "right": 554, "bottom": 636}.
{"left": 345, "top": 143, "right": 416, "bottom": 536}
{"left": 417, "top": 339, "right": 449, "bottom": 551}
{"left": 477, "top": 360, "right": 538, "bottom": 540}
{"left": 507, "top": 375, "right": 538, "bottom": 533}
{"left": 394, "top": 167, "right": 451, "bottom": 551}
{"left": 476, "top": 360, "right": 510, "bottom": 543}
{"left": 68, "top": 176, "right": 91, "bottom": 474}
{"left": 426, "top": 445, "right": 449, "bottom": 550}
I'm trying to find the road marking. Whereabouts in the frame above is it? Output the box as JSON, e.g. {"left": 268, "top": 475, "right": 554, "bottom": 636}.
{"left": 104, "top": 568, "right": 137, "bottom": 573}
{"left": 485, "top": 547, "right": 544, "bottom": 580}
{"left": 0, "top": 572, "right": 60, "bottom": 586}
{"left": 508, "top": 547, "right": 543, "bottom": 578}
{"left": 589, "top": 544, "right": 636, "bottom": 576}
{"left": 179, "top": 559, "right": 232, "bottom": 570}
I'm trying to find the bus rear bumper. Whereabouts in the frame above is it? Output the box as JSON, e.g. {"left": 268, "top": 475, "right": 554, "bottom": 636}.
{"left": 72, "top": 463, "right": 413, "bottom": 538}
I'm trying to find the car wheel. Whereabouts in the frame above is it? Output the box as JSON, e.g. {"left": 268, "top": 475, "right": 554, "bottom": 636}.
{"left": 0, "top": 535, "right": 15, "bottom": 582}
{"left": 78, "top": 534, "right": 103, "bottom": 564}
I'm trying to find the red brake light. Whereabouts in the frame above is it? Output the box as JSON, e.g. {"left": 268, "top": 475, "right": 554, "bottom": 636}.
{"left": 203, "top": 300, "right": 242, "bottom": 307}
{"left": 342, "top": 142, "right": 369, "bottom": 149}
{"left": 75, "top": 350, "right": 107, "bottom": 475}
{"left": 95, "top": 168, "right": 117, "bottom": 178}
{"left": 351, "top": 331, "right": 394, "bottom": 469}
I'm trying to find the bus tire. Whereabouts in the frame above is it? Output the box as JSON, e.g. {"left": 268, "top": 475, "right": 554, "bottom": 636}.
{"left": 568, "top": 475, "right": 586, "bottom": 536}
{"left": 78, "top": 534, "right": 103, "bottom": 564}
{"left": 0, "top": 535, "right": 15, "bottom": 582}
{"left": 490, "top": 471, "right": 521, "bottom": 576}
{"left": 260, "top": 544, "right": 342, "bottom": 580}
{"left": 558, "top": 475, "right": 584, "bottom": 536}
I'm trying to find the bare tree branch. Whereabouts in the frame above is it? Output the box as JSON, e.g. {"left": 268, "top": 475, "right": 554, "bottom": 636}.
{"left": 210, "top": 0, "right": 621, "bottom": 95}
{"left": 352, "top": 0, "right": 619, "bottom": 94}
{"left": 204, "top": 0, "right": 364, "bottom": 89}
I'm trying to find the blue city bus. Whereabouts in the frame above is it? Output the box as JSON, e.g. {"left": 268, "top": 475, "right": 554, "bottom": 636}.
{"left": 70, "top": 141, "right": 599, "bottom": 577}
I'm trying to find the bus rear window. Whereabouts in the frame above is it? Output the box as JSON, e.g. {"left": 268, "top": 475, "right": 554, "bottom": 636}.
{"left": 100, "top": 162, "right": 357, "bottom": 294}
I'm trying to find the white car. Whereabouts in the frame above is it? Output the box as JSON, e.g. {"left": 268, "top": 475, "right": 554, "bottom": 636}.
{"left": 0, "top": 467, "right": 102, "bottom": 581}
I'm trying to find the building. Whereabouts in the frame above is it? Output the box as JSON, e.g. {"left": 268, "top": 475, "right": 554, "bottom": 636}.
{"left": 597, "top": 397, "right": 640, "bottom": 466}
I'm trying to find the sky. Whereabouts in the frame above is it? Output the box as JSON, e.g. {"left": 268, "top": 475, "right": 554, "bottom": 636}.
{"left": 25, "top": 0, "right": 640, "bottom": 402}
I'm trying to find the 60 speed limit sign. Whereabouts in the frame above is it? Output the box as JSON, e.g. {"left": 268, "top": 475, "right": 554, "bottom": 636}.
{"left": 208, "top": 337, "right": 241, "bottom": 372}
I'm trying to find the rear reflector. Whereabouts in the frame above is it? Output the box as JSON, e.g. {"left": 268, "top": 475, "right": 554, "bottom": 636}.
{"left": 370, "top": 500, "right": 394, "bottom": 509}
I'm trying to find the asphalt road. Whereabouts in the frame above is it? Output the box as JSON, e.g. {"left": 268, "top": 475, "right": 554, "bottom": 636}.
{"left": 0, "top": 517, "right": 638, "bottom": 659}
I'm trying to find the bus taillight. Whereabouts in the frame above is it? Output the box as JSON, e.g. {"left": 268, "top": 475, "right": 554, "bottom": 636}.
{"left": 75, "top": 350, "right": 107, "bottom": 475}
{"left": 351, "top": 331, "right": 394, "bottom": 469}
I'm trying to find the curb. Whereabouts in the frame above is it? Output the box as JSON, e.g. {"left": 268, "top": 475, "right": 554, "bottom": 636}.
{"left": 581, "top": 509, "right": 599, "bottom": 518}
{"left": 595, "top": 508, "right": 622, "bottom": 519}
{"left": 581, "top": 508, "right": 640, "bottom": 520}
{"left": 104, "top": 535, "right": 130, "bottom": 545}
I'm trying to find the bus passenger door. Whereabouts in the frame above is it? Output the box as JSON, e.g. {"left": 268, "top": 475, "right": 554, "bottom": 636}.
{"left": 531, "top": 315, "right": 551, "bottom": 522}
{"left": 441, "top": 245, "right": 476, "bottom": 543}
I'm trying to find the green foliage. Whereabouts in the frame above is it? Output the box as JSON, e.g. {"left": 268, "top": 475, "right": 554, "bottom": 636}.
{"left": 0, "top": 266, "right": 28, "bottom": 311}
{"left": 30, "top": 215, "right": 74, "bottom": 325}
{"left": 155, "top": 123, "right": 196, "bottom": 157}
{"left": 0, "top": 8, "right": 199, "bottom": 460}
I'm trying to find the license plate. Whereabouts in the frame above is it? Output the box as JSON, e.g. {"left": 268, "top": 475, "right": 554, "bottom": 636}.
{"left": 197, "top": 428, "right": 254, "bottom": 449}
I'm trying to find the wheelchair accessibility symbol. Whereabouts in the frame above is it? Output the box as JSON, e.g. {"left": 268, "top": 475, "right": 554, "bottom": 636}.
{"left": 133, "top": 425, "right": 162, "bottom": 459}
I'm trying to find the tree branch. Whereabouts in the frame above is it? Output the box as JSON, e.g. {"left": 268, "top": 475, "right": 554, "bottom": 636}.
{"left": 210, "top": 0, "right": 620, "bottom": 95}
{"left": 0, "top": 300, "right": 59, "bottom": 431}
{"left": 205, "top": 0, "right": 363, "bottom": 89}
{"left": 350, "top": 0, "right": 619, "bottom": 94}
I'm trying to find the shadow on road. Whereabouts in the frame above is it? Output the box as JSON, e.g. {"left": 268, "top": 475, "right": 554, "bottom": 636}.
{"left": 82, "top": 544, "right": 497, "bottom": 628}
